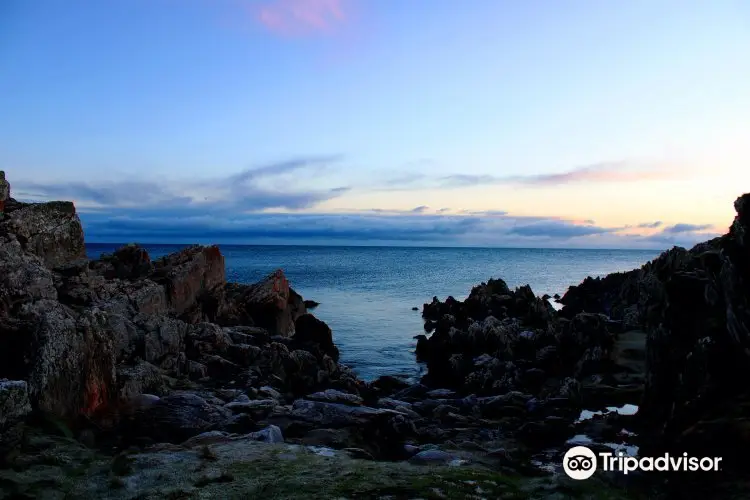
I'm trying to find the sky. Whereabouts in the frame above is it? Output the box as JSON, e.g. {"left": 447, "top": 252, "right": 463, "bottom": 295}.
{"left": 2, "top": 0, "right": 749, "bottom": 248}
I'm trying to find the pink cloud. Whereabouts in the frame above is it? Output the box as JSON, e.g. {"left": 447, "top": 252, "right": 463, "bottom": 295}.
{"left": 525, "top": 162, "right": 679, "bottom": 185}
{"left": 257, "top": 0, "right": 347, "bottom": 36}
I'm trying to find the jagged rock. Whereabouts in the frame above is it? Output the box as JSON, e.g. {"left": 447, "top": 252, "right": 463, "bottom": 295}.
{"left": 292, "top": 313, "right": 339, "bottom": 361}
{"left": 133, "top": 314, "right": 190, "bottom": 368}
{"left": 150, "top": 245, "right": 226, "bottom": 323}
{"left": 3, "top": 301, "right": 116, "bottom": 421}
{"left": 0, "top": 235, "right": 57, "bottom": 310}
{"left": 0, "top": 171, "right": 9, "bottom": 214}
{"left": 0, "top": 201, "right": 86, "bottom": 268}
{"left": 216, "top": 270, "right": 306, "bottom": 335}
{"left": 117, "top": 360, "right": 170, "bottom": 401}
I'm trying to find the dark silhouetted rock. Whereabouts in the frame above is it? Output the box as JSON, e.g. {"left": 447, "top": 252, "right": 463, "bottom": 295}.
{"left": 292, "top": 313, "right": 339, "bottom": 361}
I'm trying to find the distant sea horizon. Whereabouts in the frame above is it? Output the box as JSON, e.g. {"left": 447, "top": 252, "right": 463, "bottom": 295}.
{"left": 86, "top": 241, "right": 667, "bottom": 252}
{"left": 86, "top": 243, "right": 662, "bottom": 380}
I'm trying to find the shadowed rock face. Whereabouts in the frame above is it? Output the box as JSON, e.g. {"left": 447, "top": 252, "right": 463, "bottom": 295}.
{"left": 551, "top": 193, "right": 750, "bottom": 469}
{"left": 0, "top": 173, "right": 348, "bottom": 433}
{"left": 0, "top": 171, "right": 9, "bottom": 213}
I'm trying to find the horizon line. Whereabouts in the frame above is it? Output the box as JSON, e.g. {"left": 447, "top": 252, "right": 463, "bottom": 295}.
{"left": 84, "top": 241, "right": 667, "bottom": 252}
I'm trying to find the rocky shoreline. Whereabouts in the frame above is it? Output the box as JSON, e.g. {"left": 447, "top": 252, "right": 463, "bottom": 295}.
{"left": 1, "top": 169, "right": 749, "bottom": 499}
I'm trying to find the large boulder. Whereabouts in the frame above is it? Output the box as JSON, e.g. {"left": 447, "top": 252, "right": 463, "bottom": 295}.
{"left": 124, "top": 392, "right": 232, "bottom": 443}
{"left": 292, "top": 313, "right": 339, "bottom": 361}
{"left": 93, "top": 243, "right": 154, "bottom": 280}
{"left": 0, "top": 236, "right": 57, "bottom": 312}
{"left": 0, "top": 201, "right": 86, "bottom": 268}
{"left": 150, "top": 245, "right": 226, "bottom": 323}
{"left": 216, "top": 269, "right": 306, "bottom": 336}
{"left": 1, "top": 301, "right": 116, "bottom": 421}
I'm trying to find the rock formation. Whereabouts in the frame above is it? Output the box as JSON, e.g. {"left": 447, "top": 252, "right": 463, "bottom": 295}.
{"left": 2, "top": 168, "right": 748, "bottom": 498}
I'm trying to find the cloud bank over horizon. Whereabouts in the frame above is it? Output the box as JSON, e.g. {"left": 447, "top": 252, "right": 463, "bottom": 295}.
{"left": 9, "top": 161, "right": 722, "bottom": 250}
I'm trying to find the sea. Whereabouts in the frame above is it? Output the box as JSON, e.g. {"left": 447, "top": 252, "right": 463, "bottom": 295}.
{"left": 86, "top": 244, "right": 660, "bottom": 381}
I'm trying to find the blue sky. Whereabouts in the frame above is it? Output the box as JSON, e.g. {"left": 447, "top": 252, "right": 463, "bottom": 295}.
{"left": 2, "top": 0, "right": 748, "bottom": 248}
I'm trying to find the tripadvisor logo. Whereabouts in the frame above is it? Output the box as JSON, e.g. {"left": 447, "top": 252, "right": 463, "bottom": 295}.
{"left": 563, "top": 446, "right": 723, "bottom": 480}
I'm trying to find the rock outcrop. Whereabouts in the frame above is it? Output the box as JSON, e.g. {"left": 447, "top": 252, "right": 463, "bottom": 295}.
{"left": 216, "top": 269, "right": 306, "bottom": 335}
{"left": 552, "top": 194, "right": 750, "bottom": 474}
{"left": 0, "top": 171, "right": 9, "bottom": 214}
{"left": 0, "top": 173, "right": 348, "bottom": 446}
{"left": 2, "top": 168, "right": 748, "bottom": 497}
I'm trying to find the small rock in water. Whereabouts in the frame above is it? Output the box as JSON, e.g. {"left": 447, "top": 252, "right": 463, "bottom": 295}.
{"left": 412, "top": 307, "right": 419, "bottom": 311}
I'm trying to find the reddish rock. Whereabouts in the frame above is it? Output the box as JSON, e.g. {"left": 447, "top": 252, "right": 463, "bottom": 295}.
{"left": 10, "top": 301, "right": 116, "bottom": 421}
{"left": 151, "top": 245, "right": 226, "bottom": 322}
{"left": 216, "top": 269, "right": 307, "bottom": 336}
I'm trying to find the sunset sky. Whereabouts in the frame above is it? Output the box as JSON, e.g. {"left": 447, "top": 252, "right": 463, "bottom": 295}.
{"left": 2, "top": 0, "right": 748, "bottom": 248}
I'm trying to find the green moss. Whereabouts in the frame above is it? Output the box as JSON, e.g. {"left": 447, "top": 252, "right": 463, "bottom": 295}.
{"left": 2, "top": 430, "right": 642, "bottom": 500}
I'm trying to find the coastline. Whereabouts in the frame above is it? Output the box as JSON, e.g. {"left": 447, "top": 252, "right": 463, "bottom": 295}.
{"left": 2, "top": 170, "right": 749, "bottom": 499}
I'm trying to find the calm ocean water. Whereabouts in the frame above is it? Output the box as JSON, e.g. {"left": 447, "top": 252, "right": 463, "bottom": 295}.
{"left": 86, "top": 244, "right": 660, "bottom": 381}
